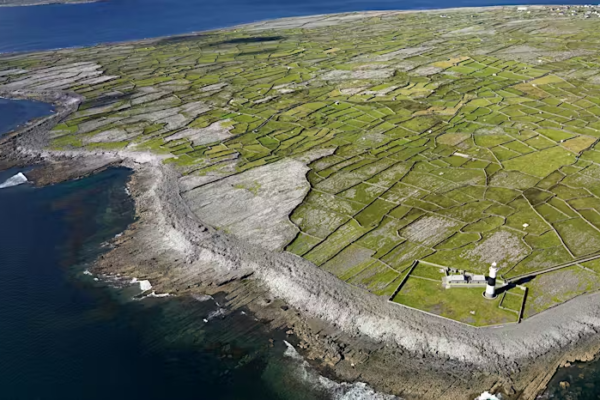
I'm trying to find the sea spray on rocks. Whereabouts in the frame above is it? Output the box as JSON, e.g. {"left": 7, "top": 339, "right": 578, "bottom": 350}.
{"left": 475, "top": 392, "right": 502, "bottom": 400}
{"left": 130, "top": 277, "right": 152, "bottom": 292}
{"left": 283, "top": 341, "right": 400, "bottom": 400}
{"left": 0, "top": 172, "right": 28, "bottom": 189}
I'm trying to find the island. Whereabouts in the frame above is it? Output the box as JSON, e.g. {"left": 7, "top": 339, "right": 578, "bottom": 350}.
{"left": 2, "top": 6, "right": 600, "bottom": 399}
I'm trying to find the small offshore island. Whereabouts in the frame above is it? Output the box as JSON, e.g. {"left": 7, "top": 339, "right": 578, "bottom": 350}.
{"left": 3, "top": 5, "right": 600, "bottom": 398}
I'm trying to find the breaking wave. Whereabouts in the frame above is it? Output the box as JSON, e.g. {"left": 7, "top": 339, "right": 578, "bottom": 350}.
{"left": 204, "top": 307, "right": 225, "bottom": 323}
{"left": 283, "top": 341, "right": 400, "bottom": 400}
{"left": 0, "top": 172, "right": 28, "bottom": 189}
{"left": 130, "top": 277, "right": 152, "bottom": 291}
{"left": 192, "top": 294, "right": 214, "bottom": 302}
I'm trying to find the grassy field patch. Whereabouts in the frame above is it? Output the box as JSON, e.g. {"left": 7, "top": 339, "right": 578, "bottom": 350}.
{"left": 503, "top": 147, "right": 575, "bottom": 178}
{"left": 392, "top": 276, "right": 518, "bottom": 326}
{"left": 11, "top": 7, "right": 600, "bottom": 325}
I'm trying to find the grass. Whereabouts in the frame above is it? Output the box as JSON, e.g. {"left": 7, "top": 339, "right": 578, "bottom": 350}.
{"left": 503, "top": 146, "right": 575, "bottom": 178}
{"left": 554, "top": 218, "right": 600, "bottom": 256}
{"left": 8, "top": 6, "right": 600, "bottom": 324}
{"left": 562, "top": 136, "right": 596, "bottom": 153}
{"left": 392, "top": 276, "right": 518, "bottom": 326}
{"left": 50, "top": 135, "right": 82, "bottom": 149}
{"left": 355, "top": 199, "right": 397, "bottom": 227}
{"left": 500, "top": 292, "right": 524, "bottom": 312}
{"left": 233, "top": 181, "right": 262, "bottom": 195}
{"left": 524, "top": 266, "right": 600, "bottom": 318}
{"left": 463, "top": 216, "right": 504, "bottom": 233}
{"left": 304, "top": 219, "right": 371, "bottom": 266}
{"left": 285, "top": 232, "right": 322, "bottom": 256}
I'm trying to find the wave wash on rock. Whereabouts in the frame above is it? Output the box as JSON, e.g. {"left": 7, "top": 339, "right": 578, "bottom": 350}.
{"left": 0, "top": 172, "right": 27, "bottom": 188}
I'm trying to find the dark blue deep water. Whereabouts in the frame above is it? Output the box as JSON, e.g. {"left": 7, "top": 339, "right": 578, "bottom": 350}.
{"left": 0, "top": 100, "right": 343, "bottom": 400}
{"left": 0, "top": 98, "right": 54, "bottom": 136}
{"left": 1, "top": 0, "right": 599, "bottom": 395}
{"left": 0, "top": 166, "right": 331, "bottom": 400}
{"left": 0, "top": 0, "right": 590, "bottom": 53}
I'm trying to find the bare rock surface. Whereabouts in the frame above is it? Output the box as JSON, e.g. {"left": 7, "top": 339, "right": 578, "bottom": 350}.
{"left": 0, "top": 62, "right": 117, "bottom": 91}
{"left": 1, "top": 89, "right": 599, "bottom": 399}
{"left": 463, "top": 230, "right": 529, "bottom": 269}
{"left": 166, "top": 120, "right": 233, "bottom": 146}
{"left": 183, "top": 158, "right": 309, "bottom": 251}
{"left": 5, "top": 10, "right": 600, "bottom": 398}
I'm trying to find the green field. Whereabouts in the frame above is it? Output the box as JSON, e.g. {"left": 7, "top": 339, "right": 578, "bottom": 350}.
{"left": 392, "top": 275, "right": 519, "bottom": 327}
{"left": 4, "top": 5, "right": 600, "bottom": 325}
{"left": 390, "top": 262, "right": 523, "bottom": 326}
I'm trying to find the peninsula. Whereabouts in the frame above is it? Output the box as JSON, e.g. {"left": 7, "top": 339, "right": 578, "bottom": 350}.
{"left": 3, "top": 6, "right": 600, "bottom": 398}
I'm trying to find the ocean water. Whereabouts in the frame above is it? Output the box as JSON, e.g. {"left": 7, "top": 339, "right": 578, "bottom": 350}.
{"left": 542, "top": 359, "right": 600, "bottom": 399}
{"left": 1, "top": 0, "right": 598, "bottom": 394}
{"left": 0, "top": 98, "right": 54, "bottom": 136}
{"left": 0, "top": 0, "right": 589, "bottom": 54}
{"left": 0, "top": 99, "right": 386, "bottom": 400}
{"left": 0, "top": 166, "right": 336, "bottom": 400}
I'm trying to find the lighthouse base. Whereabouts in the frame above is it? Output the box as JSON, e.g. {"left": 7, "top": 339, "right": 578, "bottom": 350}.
{"left": 482, "top": 291, "right": 497, "bottom": 300}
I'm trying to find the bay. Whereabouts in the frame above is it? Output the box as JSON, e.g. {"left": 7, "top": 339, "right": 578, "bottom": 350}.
{"left": 0, "top": 98, "right": 54, "bottom": 136}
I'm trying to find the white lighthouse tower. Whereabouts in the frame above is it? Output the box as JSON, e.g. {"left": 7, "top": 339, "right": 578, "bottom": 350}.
{"left": 484, "top": 262, "right": 498, "bottom": 299}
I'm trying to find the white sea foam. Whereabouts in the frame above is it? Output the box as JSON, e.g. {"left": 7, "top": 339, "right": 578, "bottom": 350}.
{"left": 147, "top": 291, "right": 170, "bottom": 298}
{"left": 283, "top": 341, "right": 400, "bottom": 400}
{"left": 0, "top": 172, "right": 28, "bottom": 189}
{"left": 206, "top": 308, "right": 225, "bottom": 321}
{"left": 475, "top": 392, "right": 502, "bottom": 400}
{"left": 130, "top": 277, "right": 152, "bottom": 291}
{"left": 135, "top": 291, "right": 170, "bottom": 300}
{"left": 83, "top": 269, "right": 92, "bottom": 276}
{"left": 192, "top": 294, "right": 214, "bottom": 302}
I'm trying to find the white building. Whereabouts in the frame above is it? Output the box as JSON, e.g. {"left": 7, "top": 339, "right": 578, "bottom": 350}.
{"left": 447, "top": 275, "right": 467, "bottom": 284}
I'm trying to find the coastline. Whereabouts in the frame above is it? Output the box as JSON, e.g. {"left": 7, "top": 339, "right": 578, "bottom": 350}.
{"left": 1, "top": 87, "right": 600, "bottom": 399}
{"left": 0, "top": 5, "right": 530, "bottom": 56}
{"left": 3, "top": 8, "right": 600, "bottom": 398}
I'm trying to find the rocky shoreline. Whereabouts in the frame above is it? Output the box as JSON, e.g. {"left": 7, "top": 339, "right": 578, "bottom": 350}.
{"left": 0, "top": 89, "right": 600, "bottom": 399}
